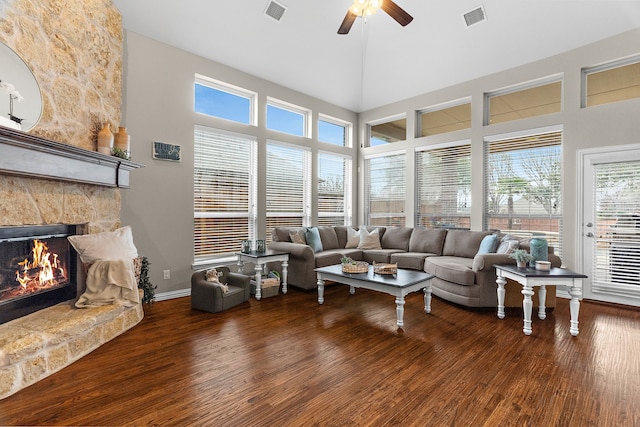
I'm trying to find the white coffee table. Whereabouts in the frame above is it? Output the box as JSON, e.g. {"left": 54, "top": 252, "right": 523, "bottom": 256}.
{"left": 315, "top": 264, "right": 434, "bottom": 328}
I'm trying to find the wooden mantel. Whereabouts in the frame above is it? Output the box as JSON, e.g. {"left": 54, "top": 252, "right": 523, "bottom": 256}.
{"left": 0, "top": 126, "right": 143, "bottom": 188}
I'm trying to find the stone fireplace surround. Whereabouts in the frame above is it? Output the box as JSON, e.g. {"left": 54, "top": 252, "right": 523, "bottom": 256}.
{"left": 0, "top": 127, "right": 144, "bottom": 400}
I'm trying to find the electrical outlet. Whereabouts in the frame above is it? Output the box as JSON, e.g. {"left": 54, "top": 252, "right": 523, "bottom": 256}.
{"left": 163, "top": 269, "right": 170, "bottom": 280}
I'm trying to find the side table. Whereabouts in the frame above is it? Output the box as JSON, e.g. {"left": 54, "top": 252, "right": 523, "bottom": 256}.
{"left": 495, "top": 264, "right": 587, "bottom": 336}
{"left": 236, "top": 250, "right": 289, "bottom": 300}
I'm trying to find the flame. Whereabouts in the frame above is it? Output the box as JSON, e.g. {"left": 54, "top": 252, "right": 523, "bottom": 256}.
{"left": 15, "top": 239, "right": 65, "bottom": 289}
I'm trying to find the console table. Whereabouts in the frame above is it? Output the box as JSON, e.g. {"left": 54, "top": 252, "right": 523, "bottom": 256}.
{"left": 236, "top": 250, "right": 289, "bottom": 300}
{"left": 495, "top": 265, "right": 587, "bottom": 336}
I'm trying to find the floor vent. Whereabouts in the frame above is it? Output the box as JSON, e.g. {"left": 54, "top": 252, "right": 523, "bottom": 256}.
{"left": 265, "top": 1, "right": 287, "bottom": 22}
{"left": 463, "top": 5, "right": 486, "bottom": 27}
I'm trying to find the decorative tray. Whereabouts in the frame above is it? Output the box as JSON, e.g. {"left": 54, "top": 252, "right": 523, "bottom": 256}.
{"left": 373, "top": 262, "right": 398, "bottom": 275}
{"left": 342, "top": 261, "right": 369, "bottom": 273}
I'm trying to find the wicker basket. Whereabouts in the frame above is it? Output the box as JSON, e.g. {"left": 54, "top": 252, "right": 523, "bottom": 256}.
{"left": 342, "top": 261, "right": 369, "bottom": 273}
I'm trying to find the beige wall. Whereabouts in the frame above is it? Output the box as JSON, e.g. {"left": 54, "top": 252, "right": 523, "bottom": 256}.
{"left": 120, "top": 31, "right": 358, "bottom": 296}
{"left": 358, "top": 28, "right": 640, "bottom": 271}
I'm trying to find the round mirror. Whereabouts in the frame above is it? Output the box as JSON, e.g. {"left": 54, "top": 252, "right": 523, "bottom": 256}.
{"left": 0, "top": 42, "right": 42, "bottom": 131}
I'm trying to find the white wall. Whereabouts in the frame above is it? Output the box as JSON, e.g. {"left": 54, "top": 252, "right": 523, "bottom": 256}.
{"left": 120, "top": 31, "right": 358, "bottom": 296}
{"left": 358, "top": 28, "right": 640, "bottom": 271}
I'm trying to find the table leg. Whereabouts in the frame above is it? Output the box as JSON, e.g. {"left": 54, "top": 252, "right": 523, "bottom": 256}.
{"left": 521, "top": 284, "right": 534, "bottom": 335}
{"left": 395, "top": 296, "right": 405, "bottom": 328}
{"left": 281, "top": 259, "right": 288, "bottom": 294}
{"left": 349, "top": 286, "right": 355, "bottom": 295}
{"left": 317, "top": 274, "right": 324, "bottom": 305}
{"left": 496, "top": 273, "right": 506, "bottom": 319}
{"left": 568, "top": 281, "right": 582, "bottom": 336}
{"left": 424, "top": 283, "right": 432, "bottom": 314}
{"left": 254, "top": 264, "right": 263, "bottom": 300}
{"left": 538, "top": 285, "right": 547, "bottom": 320}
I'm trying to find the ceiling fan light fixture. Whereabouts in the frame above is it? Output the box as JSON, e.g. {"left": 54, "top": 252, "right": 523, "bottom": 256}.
{"left": 350, "top": 0, "right": 382, "bottom": 17}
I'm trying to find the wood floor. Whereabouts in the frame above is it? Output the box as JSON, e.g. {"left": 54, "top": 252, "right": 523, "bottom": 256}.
{"left": 1, "top": 284, "right": 639, "bottom": 426}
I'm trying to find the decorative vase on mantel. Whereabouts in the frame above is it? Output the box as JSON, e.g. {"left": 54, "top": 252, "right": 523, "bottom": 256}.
{"left": 97, "top": 122, "right": 113, "bottom": 155}
{"left": 114, "top": 126, "right": 130, "bottom": 154}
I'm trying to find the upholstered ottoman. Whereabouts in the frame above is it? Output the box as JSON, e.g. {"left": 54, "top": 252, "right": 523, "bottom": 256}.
{"left": 191, "top": 267, "right": 250, "bottom": 313}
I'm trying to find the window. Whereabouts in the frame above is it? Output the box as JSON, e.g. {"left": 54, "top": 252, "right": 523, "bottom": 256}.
{"left": 365, "top": 152, "right": 406, "bottom": 226}
{"left": 418, "top": 101, "right": 471, "bottom": 137}
{"left": 194, "top": 75, "right": 256, "bottom": 125}
{"left": 266, "top": 142, "right": 312, "bottom": 241}
{"left": 194, "top": 126, "right": 257, "bottom": 261}
{"left": 416, "top": 142, "right": 471, "bottom": 229}
{"left": 582, "top": 56, "right": 640, "bottom": 107}
{"left": 485, "top": 78, "right": 562, "bottom": 125}
{"left": 369, "top": 116, "right": 406, "bottom": 146}
{"left": 318, "top": 152, "right": 352, "bottom": 226}
{"left": 267, "top": 98, "right": 310, "bottom": 137}
{"left": 484, "top": 129, "right": 563, "bottom": 255}
{"left": 318, "top": 115, "right": 351, "bottom": 147}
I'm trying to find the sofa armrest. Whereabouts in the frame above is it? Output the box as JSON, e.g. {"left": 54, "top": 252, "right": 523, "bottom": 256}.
{"left": 268, "top": 241, "right": 314, "bottom": 260}
{"left": 472, "top": 253, "right": 516, "bottom": 272}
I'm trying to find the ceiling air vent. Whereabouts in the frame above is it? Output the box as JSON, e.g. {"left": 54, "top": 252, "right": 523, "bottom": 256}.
{"left": 265, "top": 1, "right": 287, "bottom": 22}
{"left": 463, "top": 5, "right": 487, "bottom": 27}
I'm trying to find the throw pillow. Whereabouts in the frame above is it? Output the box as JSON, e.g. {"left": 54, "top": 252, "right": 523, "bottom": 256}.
{"left": 358, "top": 227, "right": 382, "bottom": 250}
{"left": 68, "top": 226, "right": 139, "bottom": 264}
{"left": 496, "top": 239, "right": 520, "bottom": 255}
{"left": 345, "top": 227, "right": 360, "bottom": 248}
{"left": 304, "top": 227, "right": 323, "bottom": 253}
{"left": 289, "top": 229, "right": 306, "bottom": 245}
{"left": 477, "top": 233, "right": 499, "bottom": 255}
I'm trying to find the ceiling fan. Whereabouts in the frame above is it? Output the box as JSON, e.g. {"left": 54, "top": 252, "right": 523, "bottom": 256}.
{"left": 338, "top": 0, "right": 413, "bottom": 34}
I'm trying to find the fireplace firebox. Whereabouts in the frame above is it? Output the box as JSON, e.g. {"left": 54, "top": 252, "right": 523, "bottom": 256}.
{"left": 0, "top": 224, "right": 78, "bottom": 324}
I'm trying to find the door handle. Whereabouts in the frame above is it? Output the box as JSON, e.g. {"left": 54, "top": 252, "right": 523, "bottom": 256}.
{"left": 585, "top": 222, "right": 593, "bottom": 227}
{"left": 586, "top": 232, "right": 594, "bottom": 237}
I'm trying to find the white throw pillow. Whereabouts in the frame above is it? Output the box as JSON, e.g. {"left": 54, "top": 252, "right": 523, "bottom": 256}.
{"left": 345, "top": 227, "right": 360, "bottom": 248}
{"left": 68, "top": 226, "right": 139, "bottom": 264}
{"left": 358, "top": 227, "right": 382, "bottom": 250}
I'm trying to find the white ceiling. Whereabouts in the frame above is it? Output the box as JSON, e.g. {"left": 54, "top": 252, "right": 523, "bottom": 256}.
{"left": 112, "top": 0, "right": 640, "bottom": 112}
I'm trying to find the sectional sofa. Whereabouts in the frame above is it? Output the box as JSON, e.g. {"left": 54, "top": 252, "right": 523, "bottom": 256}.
{"left": 268, "top": 226, "right": 561, "bottom": 308}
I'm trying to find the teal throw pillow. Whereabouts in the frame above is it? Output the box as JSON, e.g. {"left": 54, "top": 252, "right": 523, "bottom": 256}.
{"left": 304, "top": 227, "right": 323, "bottom": 253}
{"left": 477, "top": 233, "right": 498, "bottom": 255}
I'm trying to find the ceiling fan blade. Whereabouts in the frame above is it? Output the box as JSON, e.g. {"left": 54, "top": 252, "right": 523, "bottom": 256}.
{"left": 338, "top": 10, "right": 357, "bottom": 34}
{"left": 381, "top": 0, "right": 414, "bottom": 26}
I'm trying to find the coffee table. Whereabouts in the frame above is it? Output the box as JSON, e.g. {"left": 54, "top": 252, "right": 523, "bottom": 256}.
{"left": 315, "top": 264, "right": 434, "bottom": 328}
{"left": 236, "top": 250, "right": 289, "bottom": 300}
{"left": 495, "top": 264, "right": 587, "bottom": 336}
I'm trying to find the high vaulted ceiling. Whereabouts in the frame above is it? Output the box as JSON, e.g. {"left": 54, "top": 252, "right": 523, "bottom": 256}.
{"left": 112, "top": 0, "right": 640, "bottom": 112}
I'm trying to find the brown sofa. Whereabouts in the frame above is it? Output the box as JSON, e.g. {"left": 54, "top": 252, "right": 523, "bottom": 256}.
{"left": 268, "top": 226, "right": 561, "bottom": 308}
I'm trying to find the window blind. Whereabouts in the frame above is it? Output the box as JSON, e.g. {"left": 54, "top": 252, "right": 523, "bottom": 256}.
{"left": 266, "top": 142, "right": 311, "bottom": 241}
{"left": 592, "top": 160, "right": 640, "bottom": 294}
{"left": 194, "top": 127, "right": 256, "bottom": 259}
{"left": 416, "top": 143, "right": 471, "bottom": 229}
{"left": 318, "top": 152, "right": 352, "bottom": 226}
{"left": 484, "top": 130, "right": 562, "bottom": 255}
{"left": 365, "top": 153, "right": 406, "bottom": 226}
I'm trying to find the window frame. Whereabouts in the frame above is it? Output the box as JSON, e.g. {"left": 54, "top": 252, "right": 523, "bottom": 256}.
{"left": 581, "top": 54, "right": 640, "bottom": 108}
{"left": 367, "top": 114, "right": 407, "bottom": 147}
{"left": 318, "top": 113, "right": 352, "bottom": 147}
{"left": 194, "top": 74, "right": 257, "bottom": 126}
{"left": 317, "top": 151, "right": 353, "bottom": 226}
{"left": 266, "top": 97, "right": 312, "bottom": 138}
{"left": 364, "top": 150, "right": 407, "bottom": 226}
{"left": 416, "top": 98, "right": 472, "bottom": 138}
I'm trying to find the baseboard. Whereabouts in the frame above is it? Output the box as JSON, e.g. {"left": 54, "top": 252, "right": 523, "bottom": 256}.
{"left": 156, "top": 288, "right": 191, "bottom": 301}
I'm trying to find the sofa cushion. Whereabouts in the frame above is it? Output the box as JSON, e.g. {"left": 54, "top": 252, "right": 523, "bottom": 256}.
{"left": 424, "top": 256, "right": 476, "bottom": 286}
{"left": 363, "top": 249, "right": 404, "bottom": 264}
{"left": 381, "top": 227, "right": 413, "bottom": 251}
{"left": 289, "top": 229, "right": 306, "bottom": 245}
{"left": 358, "top": 227, "right": 382, "bottom": 249}
{"left": 314, "top": 249, "right": 344, "bottom": 268}
{"left": 333, "top": 226, "right": 351, "bottom": 248}
{"left": 272, "top": 226, "right": 298, "bottom": 242}
{"left": 345, "top": 227, "right": 360, "bottom": 248}
{"left": 442, "top": 230, "right": 493, "bottom": 258}
{"left": 408, "top": 228, "right": 447, "bottom": 255}
{"left": 390, "top": 252, "right": 432, "bottom": 270}
{"left": 318, "top": 226, "right": 340, "bottom": 250}
{"left": 305, "top": 227, "right": 323, "bottom": 252}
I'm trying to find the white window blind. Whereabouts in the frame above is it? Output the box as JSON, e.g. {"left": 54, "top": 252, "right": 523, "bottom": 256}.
{"left": 194, "top": 127, "right": 256, "bottom": 260}
{"left": 593, "top": 160, "right": 640, "bottom": 294}
{"left": 318, "top": 152, "right": 352, "bottom": 226}
{"left": 416, "top": 143, "right": 471, "bottom": 229}
{"left": 365, "top": 153, "right": 406, "bottom": 226}
{"left": 484, "top": 130, "right": 562, "bottom": 255}
{"left": 266, "top": 142, "right": 311, "bottom": 240}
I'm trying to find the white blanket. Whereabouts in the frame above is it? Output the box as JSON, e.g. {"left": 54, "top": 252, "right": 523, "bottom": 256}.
{"left": 75, "top": 259, "right": 140, "bottom": 308}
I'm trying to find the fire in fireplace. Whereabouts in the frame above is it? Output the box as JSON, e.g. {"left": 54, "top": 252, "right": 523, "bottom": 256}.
{"left": 0, "top": 224, "right": 78, "bottom": 324}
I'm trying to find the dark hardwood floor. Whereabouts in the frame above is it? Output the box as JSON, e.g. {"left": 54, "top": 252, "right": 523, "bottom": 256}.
{"left": 1, "top": 284, "right": 639, "bottom": 426}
